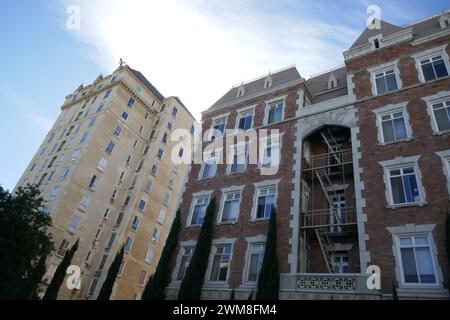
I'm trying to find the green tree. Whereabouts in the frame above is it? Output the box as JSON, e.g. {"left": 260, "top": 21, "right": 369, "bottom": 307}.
{"left": 392, "top": 282, "right": 399, "bottom": 300}
{"left": 142, "top": 209, "right": 181, "bottom": 300}
{"left": 97, "top": 246, "right": 124, "bottom": 300}
{"left": 17, "top": 256, "right": 47, "bottom": 300}
{"left": 256, "top": 207, "right": 279, "bottom": 300}
{"left": 0, "top": 185, "right": 53, "bottom": 299}
{"left": 178, "top": 198, "right": 216, "bottom": 300}
{"left": 42, "top": 239, "right": 79, "bottom": 300}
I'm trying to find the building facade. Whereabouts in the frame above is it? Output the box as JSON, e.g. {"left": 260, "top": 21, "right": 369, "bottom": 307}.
{"left": 167, "top": 11, "right": 450, "bottom": 300}
{"left": 14, "top": 63, "right": 196, "bottom": 300}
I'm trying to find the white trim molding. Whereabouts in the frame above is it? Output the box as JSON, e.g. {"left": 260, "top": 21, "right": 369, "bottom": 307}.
{"left": 435, "top": 149, "right": 450, "bottom": 197}
{"left": 372, "top": 101, "right": 413, "bottom": 145}
{"left": 421, "top": 90, "right": 450, "bottom": 135}
{"left": 264, "top": 95, "right": 287, "bottom": 125}
{"left": 171, "top": 240, "right": 197, "bottom": 285}
{"left": 186, "top": 190, "right": 214, "bottom": 227}
{"left": 411, "top": 44, "right": 450, "bottom": 83}
{"left": 387, "top": 224, "right": 446, "bottom": 295}
{"left": 250, "top": 179, "right": 281, "bottom": 221}
{"left": 204, "top": 238, "right": 237, "bottom": 288}
{"left": 217, "top": 185, "right": 246, "bottom": 224}
{"left": 240, "top": 235, "right": 267, "bottom": 288}
{"left": 379, "top": 155, "right": 427, "bottom": 208}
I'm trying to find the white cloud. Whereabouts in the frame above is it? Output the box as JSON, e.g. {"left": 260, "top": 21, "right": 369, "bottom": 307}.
{"left": 52, "top": 0, "right": 360, "bottom": 119}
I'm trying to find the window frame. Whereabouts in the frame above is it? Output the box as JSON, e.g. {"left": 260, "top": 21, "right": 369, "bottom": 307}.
{"left": 209, "top": 113, "right": 229, "bottom": 140}
{"left": 373, "top": 102, "right": 412, "bottom": 145}
{"left": 368, "top": 60, "right": 402, "bottom": 96}
{"left": 235, "top": 106, "right": 255, "bottom": 132}
{"left": 250, "top": 179, "right": 280, "bottom": 221}
{"left": 242, "top": 237, "right": 266, "bottom": 286}
{"left": 412, "top": 45, "right": 450, "bottom": 83}
{"left": 264, "top": 96, "right": 286, "bottom": 125}
{"left": 187, "top": 191, "right": 213, "bottom": 227}
{"left": 422, "top": 91, "right": 450, "bottom": 135}
{"left": 217, "top": 186, "right": 244, "bottom": 224}
{"left": 205, "top": 240, "right": 235, "bottom": 286}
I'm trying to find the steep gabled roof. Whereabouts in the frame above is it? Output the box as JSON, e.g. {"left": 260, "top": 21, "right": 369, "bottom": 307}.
{"left": 306, "top": 66, "right": 348, "bottom": 103}
{"left": 207, "top": 66, "right": 302, "bottom": 111}
{"left": 350, "top": 20, "right": 403, "bottom": 49}
{"left": 129, "top": 68, "right": 165, "bottom": 101}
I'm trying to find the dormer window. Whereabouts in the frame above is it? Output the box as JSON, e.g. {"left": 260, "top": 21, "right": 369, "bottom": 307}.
{"left": 327, "top": 73, "right": 338, "bottom": 89}
{"left": 369, "top": 34, "right": 383, "bottom": 50}
{"left": 264, "top": 76, "right": 273, "bottom": 89}
{"left": 237, "top": 85, "right": 245, "bottom": 98}
{"left": 439, "top": 13, "right": 450, "bottom": 29}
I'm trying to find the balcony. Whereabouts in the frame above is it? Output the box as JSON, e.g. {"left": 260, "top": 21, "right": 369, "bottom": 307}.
{"left": 280, "top": 273, "right": 379, "bottom": 297}
{"left": 302, "top": 149, "right": 353, "bottom": 171}
{"left": 301, "top": 207, "right": 357, "bottom": 230}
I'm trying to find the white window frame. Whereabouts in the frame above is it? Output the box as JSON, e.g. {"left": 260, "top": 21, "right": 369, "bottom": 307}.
{"left": 209, "top": 113, "right": 229, "bottom": 140}
{"left": 436, "top": 149, "right": 450, "bottom": 197}
{"left": 227, "top": 143, "right": 248, "bottom": 175}
{"left": 124, "top": 236, "right": 134, "bottom": 253}
{"left": 379, "top": 155, "right": 427, "bottom": 208}
{"left": 186, "top": 190, "right": 213, "bottom": 227}
{"left": 242, "top": 235, "right": 266, "bottom": 287}
{"left": 250, "top": 179, "right": 281, "bottom": 221}
{"left": 68, "top": 215, "right": 81, "bottom": 234}
{"left": 145, "top": 248, "right": 154, "bottom": 264}
{"left": 152, "top": 228, "right": 160, "bottom": 243}
{"left": 235, "top": 105, "right": 255, "bottom": 132}
{"left": 131, "top": 215, "right": 141, "bottom": 232}
{"left": 199, "top": 148, "right": 221, "bottom": 180}
{"left": 138, "top": 198, "right": 147, "bottom": 212}
{"left": 158, "top": 209, "right": 166, "bottom": 224}
{"left": 172, "top": 241, "right": 196, "bottom": 284}
{"left": 264, "top": 95, "right": 287, "bottom": 125}
{"left": 205, "top": 238, "right": 236, "bottom": 287}
{"left": 258, "top": 133, "right": 283, "bottom": 170}
{"left": 368, "top": 60, "right": 402, "bottom": 96}
{"left": 373, "top": 101, "right": 412, "bottom": 145}
{"left": 421, "top": 91, "right": 450, "bottom": 135}
{"left": 411, "top": 45, "right": 450, "bottom": 83}
{"left": 387, "top": 224, "right": 444, "bottom": 290}
{"left": 217, "top": 185, "right": 244, "bottom": 224}
{"left": 97, "top": 158, "right": 108, "bottom": 172}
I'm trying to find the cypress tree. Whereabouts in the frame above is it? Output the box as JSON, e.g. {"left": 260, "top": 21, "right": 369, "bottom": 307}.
{"left": 230, "top": 288, "right": 235, "bottom": 300}
{"left": 142, "top": 209, "right": 181, "bottom": 300}
{"left": 178, "top": 198, "right": 216, "bottom": 300}
{"left": 97, "top": 245, "right": 124, "bottom": 300}
{"left": 256, "top": 207, "right": 279, "bottom": 300}
{"left": 16, "top": 255, "right": 47, "bottom": 300}
{"left": 392, "top": 282, "right": 399, "bottom": 300}
{"left": 42, "top": 239, "right": 79, "bottom": 300}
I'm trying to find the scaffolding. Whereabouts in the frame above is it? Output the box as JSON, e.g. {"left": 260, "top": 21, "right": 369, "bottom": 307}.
{"left": 301, "top": 127, "right": 357, "bottom": 273}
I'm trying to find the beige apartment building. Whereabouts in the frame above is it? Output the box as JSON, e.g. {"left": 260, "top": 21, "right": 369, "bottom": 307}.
{"left": 14, "top": 63, "right": 196, "bottom": 299}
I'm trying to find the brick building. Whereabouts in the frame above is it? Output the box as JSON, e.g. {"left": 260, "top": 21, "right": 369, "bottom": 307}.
{"left": 166, "top": 11, "right": 450, "bottom": 300}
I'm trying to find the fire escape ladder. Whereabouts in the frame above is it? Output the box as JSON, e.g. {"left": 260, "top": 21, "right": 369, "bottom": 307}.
{"left": 315, "top": 228, "right": 337, "bottom": 273}
{"left": 315, "top": 169, "right": 342, "bottom": 225}
{"left": 320, "top": 128, "right": 341, "bottom": 165}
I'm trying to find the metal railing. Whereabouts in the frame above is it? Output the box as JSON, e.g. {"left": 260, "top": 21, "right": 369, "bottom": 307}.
{"left": 301, "top": 207, "right": 357, "bottom": 229}
{"left": 302, "top": 149, "right": 353, "bottom": 171}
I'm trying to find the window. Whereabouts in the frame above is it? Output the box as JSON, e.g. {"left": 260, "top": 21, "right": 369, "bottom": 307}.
{"left": 260, "top": 137, "right": 280, "bottom": 168}
{"left": 47, "top": 133, "right": 55, "bottom": 144}
{"left": 172, "top": 107, "right": 178, "bottom": 117}
{"left": 122, "top": 112, "right": 129, "bottom": 120}
{"left": 163, "top": 193, "right": 170, "bottom": 206}
{"left": 144, "top": 179, "right": 153, "bottom": 193}
{"left": 436, "top": 150, "right": 450, "bottom": 196}
{"left": 80, "top": 132, "right": 89, "bottom": 144}
{"left": 176, "top": 247, "right": 194, "bottom": 281}
{"left": 246, "top": 243, "right": 265, "bottom": 282}
{"left": 152, "top": 228, "right": 160, "bottom": 243}
{"left": 49, "top": 186, "right": 60, "bottom": 201}
{"left": 39, "top": 147, "right": 47, "bottom": 156}
{"left": 71, "top": 149, "right": 81, "bottom": 161}
{"left": 145, "top": 248, "right": 154, "bottom": 264}
{"left": 143, "top": 144, "right": 150, "bottom": 155}
{"left": 255, "top": 186, "right": 276, "bottom": 219}
{"left": 162, "top": 133, "right": 168, "bottom": 144}
{"left": 97, "top": 158, "right": 108, "bottom": 172}
{"left": 145, "top": 112, "right": 149, "bottom": 120}
{"left": 59, "top": 167, "right": 70, "bottom": 181}
{"left": 431, "top": 100, "right": 450, "bottom": 132}
{"left": 126, "top": 155, "right": 132, "bottom": 166}
{"left": 135, "top": 86, "right": 142, "bottom": 95}
{"left": 124, "top": 237, "right": 134, "bottom": 253}
{"left": 157, "top": 148, "right": 164, "bottom": 160}
{"left": 151, "top": 164, "right": 158, "bottom": 176}
{"left": 85, "top": 250, "right": 93, "bottom": 264}
{"left": 133, "top": 140, "right": 138, "bottom": 148}
{"left": 228, "top": 145, "right": 247, "bottom": 174}
{"left": 59, "top": 129, "right": 67, "bottom": 139}
{"left": 167, "top": 122, "right": 173, "bottom": 130}
{"left": 106, "top": 233, "right": 116, "bottom": 250}
{"left": 97, "top": 255, "right": 108, "bottom": 272}
{"left": 178, "top": 148, "right": 184, "bottom": 158}
{"left": 220, "top": 191, "right": 241, "bottom": 223}
{"left": 189, "top": 195, "right": 209, "bottom": 225}
{"left": 47, "top": 171, "right": 55, "bottom": 182}
{"left": 94, "top": 227, "right": 102, "bottom": 240}
{"left": 111, "top": 189, "right": 118, "bottom": 200}
{"left": 88, "top": 278, "right": 99, "bottom": 296}
{"left": 266, "top": 101, "right": 284, "bottom": 124}
{"left": 103, "top": 208, "right": 111, "bottom": 220}
{"left": 68, "top": 215, "right": 81, "bottom": 233}
{"left": 169, "top": 177, "right": 176, "bottom": 189}
{"left": 138, "top": 199, "right": 147, "bottom": 212}
{"left": 237, "top": 109, "right": 253, "bottom": 131}
{"left": 113, "top": 125, "right": 122, "bottom": 137}
{"left": 211, "top": 116, "right": 227, "bottom": 139}
{"left": 103, "top": 90, "right": 111, "bottom": 99}
{"left": 122, "top": 195, "right": 130, "bottom": 207}
{"left": 375, "top": 69, "right": 398, "bottom": 94}
{"left": 136, "top": 159, "right": 144, "bottom": 172}
{"left": 105, "top": 141, "right": 115, "bottom": 155}
{"left": 139, "top": 126, "right": 144, "bottom": 134}
{"left": 47, "top": 156, "right": 57, "bottom": 168}
{"left": 419, "top": 54, "right": 449, "bottom": 82}
{"left": 138, "top": 270, "right": 147, "bottom": 286}
{"left": 332, "top": 254, "right": 350, "bottom": 273}
{"left": 158, "top": 209, "right": 166, "bottom": 224}
{"left": 127, "top": 97, "right": 136, "bottom": 108}
{"left": 96, "top": 104, "right": 104, "bottom": 112}
{"left": 91, "top": 95, "right": 98, "bottom": 105}
{"left": 209, "top": 244, "right": 232, "bottom": 282}
{"left": 88, "top": 174, "right": 100, "bottom": 191}
{"left": 131, "top": 215, "right": 141, "bottom": 232}
{"left": 201, "top": 150, "right": 218, "bottom": 179}
{"left": 118, "top": 260, "right": 126, "bottom": 277}
{"left": 397, "top": 235, "right": 437, "bottom": 285}
{"left": 56, "top": 239, "right": 70, "bottom": 257}
{"left": 380, "top": 111, "right": 408, "bottom": 143}
{"left": 388, "top": 166, "right": 421, "bottom": 205}
{"left": 79, "top": 195, "right": 90, "bottom": 210}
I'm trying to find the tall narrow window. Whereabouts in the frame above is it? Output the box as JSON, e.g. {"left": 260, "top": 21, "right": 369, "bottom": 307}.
{"left": 247, "top": 244, "right": 265, "bottom": 282}
{"left": 220, "top": 191, "right": 241, "bottom": 223}
{"left": 209, "top": 244, "right": 232, "bottom": 282}
{"left": 267, "top": 101, "right": 284, "bottom": 124}
{"left": 389, "top": 166, "right": 421, "bottom": 205}
{"left": 124, "top": 237, "right": 134, "bottom": 253}
{"left": 88, "top": 174, "right": 100, "bottom": 191}
{"left": 190, "top": 196, "right": 209, "bottom": 225}
{"left": 431, "top": 100, "right": 450, "bottom": 132}
{"left": 131, "top": 215, "right": 141, "bottom": 232}
{"left": 211, "top": 117, "right": 226, "bottom": 139}
{"left": 256, "top": 186, "right": 276, "bottom": 219}
{"left": 176, "top": 247, "right": 194, "bottom": 281}
{"left": 237, "top": 109, "right": 253, "bottom": 131}
{"left": 105, "top": 141, "right": 115, "bottom": 155}
{"left": 68, "top": 215, "right": 81, "bottom": 233}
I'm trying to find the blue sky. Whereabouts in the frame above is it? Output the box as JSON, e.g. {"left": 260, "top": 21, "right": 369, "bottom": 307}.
{"left": 0, "top": 0, "right": 449, "bottom": 191}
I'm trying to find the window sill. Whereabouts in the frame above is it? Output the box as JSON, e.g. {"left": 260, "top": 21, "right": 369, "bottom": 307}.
{"left": 378, "top": 137, "right": 414, "bottom": 147}
{"left": 239, "top": 283, "right": 257, "bottom": 289}
{"left": 186, "top": 224, "right": 202, "bottom": 229}
{"left": 203, "top": 282, "right": 229, "bottom": 289}
{"left": 387, "top": 201, "right": 428, "bottom": 209}
{"left": 432, "top": 129, "right": 450, "bottom": 136}
{"left": 249, "top": 218, "right": 270, "bottom": 223}
{"left": 216, "top": 221, "right": 238, "bottom": 226}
